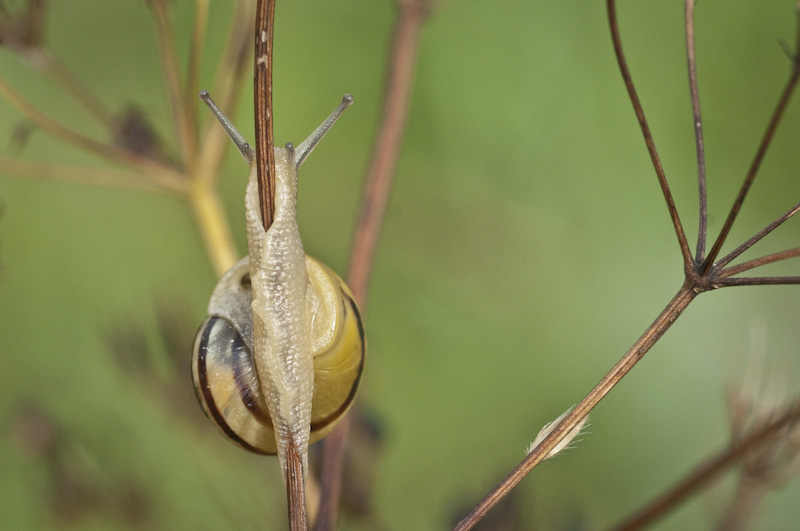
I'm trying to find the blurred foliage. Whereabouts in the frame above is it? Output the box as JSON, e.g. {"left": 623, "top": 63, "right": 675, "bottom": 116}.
{"left": 1, "top": 1, "right": 800, "bottom": 530}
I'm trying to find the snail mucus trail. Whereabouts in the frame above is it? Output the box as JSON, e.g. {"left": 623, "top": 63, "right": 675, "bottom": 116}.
{"left": 192, "top": 91, "right": 364, "bottom": 480}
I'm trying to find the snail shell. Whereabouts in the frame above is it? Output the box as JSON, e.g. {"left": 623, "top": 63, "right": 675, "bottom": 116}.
{"left": 193, "top": 91, "right": 361, "bottom": 477}
{"left": 192, "top": 255, "right": 365, "bottom": 454}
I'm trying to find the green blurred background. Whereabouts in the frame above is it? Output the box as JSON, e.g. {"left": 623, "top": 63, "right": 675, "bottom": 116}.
{"left": 2, "top": 1, "right": 800, "bottom": 529}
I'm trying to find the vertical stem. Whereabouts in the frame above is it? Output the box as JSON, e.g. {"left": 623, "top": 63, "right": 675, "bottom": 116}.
{"left": 685, "top": 0, "right": 707, "bottom": 262}
{"left": 254, "top": 2, "right": 305, "bottom": 528}
{"left": 186, "top": 0, "right": 210, "bottom": 134}
{"left": 287, "top": 442, "right": 309, "bottom": 531}
{"left": 314, "top": 3, "right": 431, "bottom": 530}
{"left": 151, "top": 0, "right": 197, "bottom": 167}
{"left": 345, "top": 0, "right": 431, "bottom": 306}
{"left": 254, "top": 0, "right": 277, "bottom": 230}
{"left": 190, "top": 180, "right": 239, "bottom": 277}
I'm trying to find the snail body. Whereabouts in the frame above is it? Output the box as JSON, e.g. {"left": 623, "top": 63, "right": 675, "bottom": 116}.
{"left": 192, "top": 93, "right": 363, "bottom": 478}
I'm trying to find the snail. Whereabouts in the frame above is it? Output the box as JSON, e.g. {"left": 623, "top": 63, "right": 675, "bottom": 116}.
{"left": 192, "top": 91, "right": 365, "bottom": 479}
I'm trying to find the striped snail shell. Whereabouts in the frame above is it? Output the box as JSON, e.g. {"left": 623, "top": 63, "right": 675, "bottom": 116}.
{"left": 191, "top": 92, "right": 364, "bottom": 470}
{"left": 192, "top": 255, "right": 365, "bottom": 454}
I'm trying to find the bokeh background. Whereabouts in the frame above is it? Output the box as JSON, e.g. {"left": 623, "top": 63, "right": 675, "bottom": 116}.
{"left": 2, "top": 1, "right": 800, "bottom": 529}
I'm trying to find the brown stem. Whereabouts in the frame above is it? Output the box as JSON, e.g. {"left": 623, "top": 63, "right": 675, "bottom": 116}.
{"left": 716, "top": 476, "right": 763, "bottom": 531}
{"left": 610, "top": 397, "right": 800, "bottom": 531}
{"left": 685, "top": 0, "right": 708, "bottom": 261}
{"left": 345, "top": 0, "right": 432, "bottom": 306}
{"left": 313, "top": 2, "right": 432, "bottom": 529}
{"left": 715, "top": 275, "right": 800, "bottom": 287}
{"left": 701, "top": 12, "right": 800, "bottom": 273}
{"left": 151, "top": 0, "right": 197, "bottom": 167}
{"left": 0, "top": 157, "right": 186, "bottom": 195}
{"left": 254, "top": 0, "right": 277, "bottom": 230}
{"left": 24, "top": 48, "right": 114, "bottom": 127}
{"left": 286, "top": 442, "right": 309, "bottom": 531}
{"left": 0, "top": 76, "right": 183, "bottom": 184}
{"left": 313, "top": 414, "right": 351, "bottom": 531}
{"left": 196, "top": 1, "right": 253, "bottom": 189}
{"left": 454, "top": 285, "right": 698, "bottom": 531}
{"left": 714, "top": 200, "right": 800, "bottom": 270}
{"left": 720, "top": 247, "right": 800, "bottom": 277}
{"left": 607, "top": 0, "right": 693, "bottom": 269}
{"left": 185, "top": 0, "right": 209, "bottom": 143}
{"left": 253, "top": 0, "right": 304, "bottom": 526}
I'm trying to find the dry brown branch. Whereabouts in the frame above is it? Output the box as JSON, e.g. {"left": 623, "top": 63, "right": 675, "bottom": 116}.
{"left": 313, "top": 2, "right": 433, "bottom": 530}
{"left": 611, "top": 397, "right": 800, "bottom": 530}
{"left": 454, "top": 1, "right": 800, "bottom": 527}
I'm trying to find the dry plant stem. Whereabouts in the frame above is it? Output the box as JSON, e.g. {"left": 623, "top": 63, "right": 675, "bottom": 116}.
{"left": 27, "top": 49, "right": 113, "bottom": 127}
{"left": 0, "top": 157, "right": 175, "bottom": 192}
{"left": 313, "top": 3, "right": 431, "bottom": 530}
{"left": 0, "top": 157, "right": 185, "bottom": 194}
{"left": 701, "top": 10, "right": 800, "bottom": 274}
{"left": 715, "top": 200, "right": 800, "bottom": 270}
{"left": 254, "top": 0, "right": 277, "bottom": 230}
{"left": 685, "top": 0, "right": 707, "bottom": 261}
{"left": 453, "top": 285, "right": 697, "bottom": 531}
{"left": 720, "top": 247, "right": 800, "bottom": 277}
{"left": 190, "top": 182, "right": 239, "bottom": 276}
{"left": 185, "top": 0, "right": 209, "bottom": 140}
{"left": 716, "top": 275, "right": 800, "bottom": 287}
{"left": 253, "top": 0, "right": 306, "bottom": 527}
{"left": 607, "top": 0, "right": 692, "bottom": 269}
{"left": 287, "top": 442, "right": 309, "bottom": 531}
{"left": 191, "top": 5, "right": 254, "bottom": 277}
{"left": 611, "top": 397, "right": 800, "bottom": 531}
{"left": 313, "top": 414, "right": 351, "bottom": 531}
{"left": 717, "top": 477, "right": 762, "bottom": 531}
{"left": 151, "top": 0, "right": 197, "bottom": 167}
{"left": 345, "top": 0, "right": 432, "bottom": 305}
{"left": 0, "top": 77, "right": 183, "bottom": 184}
{"left": 196, "top": 2, "right": 253, "bottom": 189}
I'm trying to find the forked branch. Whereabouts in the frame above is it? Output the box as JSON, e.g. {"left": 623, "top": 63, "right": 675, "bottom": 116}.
{"left": 685, "top": 0, "right": 708, "bottom": 261}
{"left": 454, "top": 1, "right": 800, "bottom": 528}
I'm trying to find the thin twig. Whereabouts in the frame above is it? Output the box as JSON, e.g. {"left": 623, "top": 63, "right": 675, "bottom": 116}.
{"left": 454, "top": 285, "right": 698, "bottom": 531}
{"left": 607, "top": 0, "right": 693, "bottom": 269}
{"left": 685, "top": 0, "right": 708, "bottom": 261}
{"left": 715, "top": 276, "right": 800, "bottom": 287}
{"left": 314, "top": 2, "right": 432, "bottom": 529}
{"left": 185, "top": 0, "right": 209, "bottom": 153}
{"left": 287, "top": 442, "right": 309, "bottom": 531}
{"left": 190, "top": 179, "right": 240, "bottom": 277}
{"left": 701, "top": 6, "right": 800, "bottom": 273}
{"left": 196, "top": 1, "right": 254, "bottom": 189}
{"left": 253, "top": 1, "right": 306, "bottom": 527}
{"left": 720, "top": 247, "right": 800, "bottom": 278}
{"left": 25, "top": 48, "right": 114, "bottom": 127}
{"left": 0, "top": 76, "right": 184, "bottom": 183}
{"left": 345, "top": 0, "right": 432, "bottom": 307}
{"left": 714, "top": 200, "right": 800, "bottom": 270}
{"left": 0, "top": 157, "right": 186, "bottom": 195}
{"left": 610, "top": 397, "right": 800, "bottom": 531}
{"left": 254, "top": 0, "right": 277, "bottom": 230}
{"left": 150, "top": 0, "right": 197, "bottom": 167}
